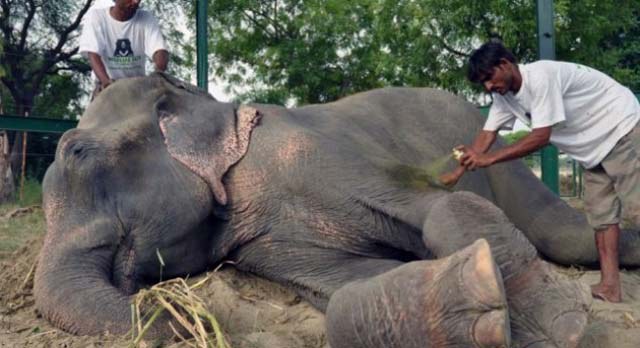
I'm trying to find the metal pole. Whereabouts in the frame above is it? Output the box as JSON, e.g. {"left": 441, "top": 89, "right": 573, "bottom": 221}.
{"left": 572, "top": 158, "right": 577, "bottom": 196}
{"left": 536, "top": 0, "right": 559, "bottom": 194}
{"left": 196, "top": 0, "right": 209, "bottom": 91}
{"left": 578, "top": 166, "right": 583, "bottom": 198}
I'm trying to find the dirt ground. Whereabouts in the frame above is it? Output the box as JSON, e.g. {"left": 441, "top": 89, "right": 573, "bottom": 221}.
{"left": 1, "top": 208, "right": 639, "bottom": 347}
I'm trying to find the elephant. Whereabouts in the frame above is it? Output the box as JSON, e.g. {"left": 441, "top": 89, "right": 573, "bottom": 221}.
{"left": 34, "top": 73, "right": 640, "bottom": 347}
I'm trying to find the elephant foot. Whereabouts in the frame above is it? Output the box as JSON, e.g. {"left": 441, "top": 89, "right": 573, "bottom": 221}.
{"left": 505, "top": 260, "right": 591, "bottom": 348}
{"left": 326, "top": 239, "right": 510, "bottom": 348}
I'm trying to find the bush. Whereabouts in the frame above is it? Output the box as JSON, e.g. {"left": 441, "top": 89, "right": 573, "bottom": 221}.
{"left": 502, "top": 130, "right": 530, "bottom": 145}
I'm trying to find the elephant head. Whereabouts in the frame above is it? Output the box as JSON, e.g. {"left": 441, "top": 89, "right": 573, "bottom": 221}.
{"left": 34, "top": 73, "right": 259, "bottom": 335}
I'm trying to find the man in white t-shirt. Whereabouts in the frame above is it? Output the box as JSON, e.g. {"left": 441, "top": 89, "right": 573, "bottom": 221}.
{"left": 79, "top": 0, "right": 168, "bottom": 98}
{"left": 440, "top": 41, "right": 640, "bottom": 303}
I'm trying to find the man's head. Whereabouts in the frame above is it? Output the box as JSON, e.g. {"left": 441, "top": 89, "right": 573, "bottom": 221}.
{"left": 113, "top": 0, "right": 141, "bottom": 19}
{"left": 467, "top": 41, "right": 520, "bottom": 95}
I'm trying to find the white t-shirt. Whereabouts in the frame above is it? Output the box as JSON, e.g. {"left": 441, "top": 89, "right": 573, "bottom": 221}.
{"left": 484, "top": 61, "right": 640, "bottom": 168}
{"left": 79, "top": 8, "right": 167, "bottom": 80}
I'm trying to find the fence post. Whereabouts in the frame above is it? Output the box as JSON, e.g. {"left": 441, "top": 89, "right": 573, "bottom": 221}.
{"left": 197, "top": 0, "right": 209, "bottom": 92}
{"left": 536, "top": 0, "right": 559, "bottom": 194}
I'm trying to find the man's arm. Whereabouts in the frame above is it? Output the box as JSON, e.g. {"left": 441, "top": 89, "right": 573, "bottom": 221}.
{"left": 461, "top": 126, "right": 551, "bottom": 170}
{"left": 439, "top": 130, "right": 497, "bottom": 186}
{"left": 87, "top": 52, "right": 113, "bottom": 88}
{"left": 468, "top": 130, "right": 498, "bottom": 153}
{"left": 152, "top": 49, "right": 169, "bottom": 72}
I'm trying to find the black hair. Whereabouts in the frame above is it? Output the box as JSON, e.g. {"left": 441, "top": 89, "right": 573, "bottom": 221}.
{"left": 467, "top": 41, "right": 517, "bottom": 83}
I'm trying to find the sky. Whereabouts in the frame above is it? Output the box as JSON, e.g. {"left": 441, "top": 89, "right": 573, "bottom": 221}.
{"left": 90, "top": 0, "right": 232, "bottom": 101}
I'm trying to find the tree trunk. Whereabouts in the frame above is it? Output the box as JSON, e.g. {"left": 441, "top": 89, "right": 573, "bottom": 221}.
{"left": 8, "top": 99, "right": 31, "bottom": 201}
{"left": 0, "top": 131, "right": 16, "bottom": 203}
{"left": 9, "top": 131, "right": 23, "bottom": 181}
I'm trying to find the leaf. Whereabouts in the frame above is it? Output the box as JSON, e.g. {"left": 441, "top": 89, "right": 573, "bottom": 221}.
{"left": 172, "top": 0, "right": 640, "bottom": 104}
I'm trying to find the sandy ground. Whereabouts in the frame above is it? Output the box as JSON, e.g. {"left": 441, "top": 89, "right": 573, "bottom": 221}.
{"left": 0, "top": 234, "right": 327, "bottom": 348}
{"left": 1, "top": 212, "right": 639, "bottom": 347}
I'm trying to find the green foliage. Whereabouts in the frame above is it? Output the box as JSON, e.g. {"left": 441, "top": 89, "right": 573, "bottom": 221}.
{"left": 502, "top": 130, "right": 530, "bottom": 145}
{"left": 18, "top": 178, "right": 42, "bottom": 207}
{"left": 0, "top": 1, "right": 95, "bottom": 191}
{"left": 501, "top": 130, "right": 541, "bottom": 168}
{"left": 31, "top": 73, "right": 84, "bottom": 119}
{"left": 0, "top": 0, "right": 92, "bottom": 116}
{"left": 178, "top": 0, "right": 640, "bottom": 105}
{"left": 202, "top": 0, "right": 391, "bottom": 104}
{"left": 553, "top": 0, "right": 640, "bottom": 91}
{"left": 144, "top": 1, "right": 195, "bottom": 81}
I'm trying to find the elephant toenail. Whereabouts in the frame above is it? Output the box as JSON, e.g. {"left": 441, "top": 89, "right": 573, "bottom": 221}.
{"left": 472, "top": 310, "right": 510, "bottom": 348}
{"left": 551, "top": 310, "right": 588, "bottom": 348}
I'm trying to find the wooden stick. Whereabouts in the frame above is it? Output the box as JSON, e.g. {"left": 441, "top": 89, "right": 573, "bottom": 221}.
{"left": 19, "top": 111, "right": 29, "bottom": 203}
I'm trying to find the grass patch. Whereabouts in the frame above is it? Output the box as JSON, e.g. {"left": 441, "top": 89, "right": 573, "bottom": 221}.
{"left": 131, "top": 277, "right": 230, "bottom": 348}
{"left": 0, "top": 205, "right": 45, "bottom": 259}
{"left": 18, "top": 178, "right": 43, "bottom": 207}
{"left": 0, "top": 179, "right": 44, "bottom": 258}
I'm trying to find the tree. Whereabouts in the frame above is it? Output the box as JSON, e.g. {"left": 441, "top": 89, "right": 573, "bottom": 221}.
{"left": 0, "top": 37, "right": 4, "bottom": 78}
{"left": 182, "top": 0, "right": 640, "bottom": 105}
{"left": 0, "top": 0, "right": 92, "bottom": 116}
{"left": 0, "top": 0, "right": 94, "bottom": 201}
{"left": 143, "top": 0, "right": 197, "bottom": 81}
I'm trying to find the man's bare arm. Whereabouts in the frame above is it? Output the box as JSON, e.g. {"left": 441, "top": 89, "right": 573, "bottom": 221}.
{"left": 153, "top": 49, "right": 169, "bottom": 72}
{"left": 461, "top": 127, "right": 551, "bottom": 170}
{"left": 87, "top": 52, "right": 112, "bottom": 87}
{"left": 439, "top": 130, "right": 497, "bottom": 186}
{"left": 469, "top": 130, "right": 498, "bottom": 153}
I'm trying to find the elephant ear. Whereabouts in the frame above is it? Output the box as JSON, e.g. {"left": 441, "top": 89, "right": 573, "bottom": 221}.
{"left": 156, "top": 93, "right": 261, "bottom": 205}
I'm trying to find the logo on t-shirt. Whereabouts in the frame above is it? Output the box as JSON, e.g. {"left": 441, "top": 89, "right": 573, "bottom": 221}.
{"left": 108, "top": 38, "right": 142, "bottom": 69}
{"left": 114, "top": 39, "right": 134, "bottom": 57}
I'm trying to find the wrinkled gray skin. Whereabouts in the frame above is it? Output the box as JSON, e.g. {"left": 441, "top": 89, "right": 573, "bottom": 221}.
{"left": 35, "top": 74, "right": 640, "bottom": 347}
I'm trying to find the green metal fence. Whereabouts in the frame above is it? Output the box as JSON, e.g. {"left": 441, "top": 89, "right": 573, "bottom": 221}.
{"left": 0, "top": 114, "right": 77, "bottom": 133}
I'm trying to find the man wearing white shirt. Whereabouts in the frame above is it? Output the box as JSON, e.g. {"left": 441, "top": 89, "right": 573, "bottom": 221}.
{"left": 440, "top": 41, "right": 640, "bottom": 303}
{"left": 79, "top": 0, "right": 168, "bottom": 98}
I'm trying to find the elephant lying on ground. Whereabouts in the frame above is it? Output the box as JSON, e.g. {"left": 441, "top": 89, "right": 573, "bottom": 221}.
{"left": 34, "top": 73, "right": 640, "bottom": 347}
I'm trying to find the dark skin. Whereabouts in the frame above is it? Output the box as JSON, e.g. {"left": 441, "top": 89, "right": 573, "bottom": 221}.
{"left": 440, "top": 57, "right": 622, "bottom": 303}
{"left": 592, "top": 225, "right": 622, "bottom": 302}
{"left": 89, "top": 0, "right": 169, "bottom": 92}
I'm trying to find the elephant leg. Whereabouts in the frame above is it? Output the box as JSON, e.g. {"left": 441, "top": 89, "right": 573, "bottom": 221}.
{"left": 422, "top": 191, "right": 591, "bottom": 348}
{"left": 325, "top": 239, "right": 510, "bottom": 348}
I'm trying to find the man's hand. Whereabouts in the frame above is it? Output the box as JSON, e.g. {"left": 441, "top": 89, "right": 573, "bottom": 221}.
{"left": 94, "top": 79, "right": 114, "bottom": 99}
{"left": 439, "top": 171, "right": 461, "bottom": 187}
{"left": 153, "top": 49, "right": 169, "bottom": 72}
{"left": 457, "top": 146, "right": 494, "bottom": 170}
{"left": 99, "top": 78, "right": 114, "bottom": 90}
{"left": 438, "top": 166, "right": 465, "bottom": 187}
{"left": 458, "top": 127, "right": 551, "bottom": 170}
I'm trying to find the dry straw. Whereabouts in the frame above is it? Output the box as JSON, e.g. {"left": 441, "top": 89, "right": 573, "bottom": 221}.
{"left": 129, "top": 276, "right": 230, "bottom": 348}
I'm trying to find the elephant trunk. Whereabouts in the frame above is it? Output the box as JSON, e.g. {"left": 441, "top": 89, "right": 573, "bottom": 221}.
{"left": 34, "top": 219, "right": 135, "bottom": 336}
{"left": 487, "top": 159, "right": 640, "bottom": 266}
